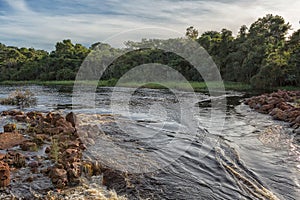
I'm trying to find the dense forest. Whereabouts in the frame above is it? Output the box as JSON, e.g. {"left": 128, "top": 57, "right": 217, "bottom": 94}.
{"left": 0, "top": 14, "right": 299, "bottom": 89}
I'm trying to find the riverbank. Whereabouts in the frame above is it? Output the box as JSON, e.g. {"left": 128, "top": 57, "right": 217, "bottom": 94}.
{"left": 1, "top": 80, "right": 299, "bottom": 92}
{"left": 0, "top": 110, "right": 128, "bottom": 199}
{"left": 0, "top": 80, "right": 256, "bottom": 91}
{"left": 245, "top": 90, "right": 300, "bottom": 139}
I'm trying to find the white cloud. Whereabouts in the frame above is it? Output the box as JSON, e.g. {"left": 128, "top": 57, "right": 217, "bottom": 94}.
{"left": 3, "top": 0, "right": 31, "bottom": 13}
{"left": 0, "top": 0, "right": 299, "bottom": 50}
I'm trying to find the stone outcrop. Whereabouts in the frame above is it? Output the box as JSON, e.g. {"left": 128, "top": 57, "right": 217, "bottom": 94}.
{"left": 245, "top": 90, "right": 300, "bottom": 129}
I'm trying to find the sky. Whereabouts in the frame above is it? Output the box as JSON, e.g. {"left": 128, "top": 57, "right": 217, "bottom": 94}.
{"left": 0, "top": 0, "right": 299, "bottom": 50}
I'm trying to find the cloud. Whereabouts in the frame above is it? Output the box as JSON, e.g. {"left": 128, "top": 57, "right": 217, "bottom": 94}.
{"left": 0, "top": 0, "right": 299, "bottom": 50}
{"left": 3, "top": 0, "right": 30, "bottom": 13}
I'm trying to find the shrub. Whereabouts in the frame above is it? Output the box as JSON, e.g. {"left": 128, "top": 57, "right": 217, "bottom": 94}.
{"left": 0, "top": 89, "right": 37, "bottom": 108}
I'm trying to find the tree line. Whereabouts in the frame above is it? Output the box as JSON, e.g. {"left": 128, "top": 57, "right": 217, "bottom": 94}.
{"left": 0, "top": 14, "right": 299, "bottom": 89}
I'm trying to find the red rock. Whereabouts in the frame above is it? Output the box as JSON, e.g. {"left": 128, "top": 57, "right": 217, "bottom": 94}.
{"left": 44, "top": 112, "right": 53, "bottom": 123}
{"left": 5, "top": 152, "right": 26, "bottom": 168}
{"left": 0, "top": 132, "right": 26, "bottom": 150}
{"left": 66, "top": 112, "right": 77, "bottom": 127}
{"left": 50, "top": 167, "right": 68, "bottom": 189}
{"left": 3, "top": 124, "right": 16, "bottom": 132}
{"left": 26, "top": 111, "right": 43, "bottom": 119}
{"left": 67, "top": 162, "right": 81, "bottom": 184}
{"left": 14, "top": 115, "right": 29, "bottom": 123}
{"left": 51, "top": 113, "right": 64, "bottom": 126}
{"left": 20, "top": 141, "right": 37, "bottom": 151}
{"left": 8, "top": 110, "right": 24, "bottom": 116}
{"left": 277, "top": 102, "right": 292, "bottom": 111}
{"left": 0, "top": 153, "right": 5, "bottom": 160}
{"left": 0, "top": 161, "right": 10, "bottom": 187}
{"left": 44, "top": 127, "right": 63, "bottom": 135}
{"left": 66, "top": 140, "right": 80, "bottom": 148}
{"left": 62, "top": 148, "right": 81, "bottom": 163}
{"left": 259, "top": 104, "right": 274, "bottom": 114}
{"left": 55, "top": 118, "right": 75, "bottom": 134}
{"left": 271, "top": 108, "right": 288, "bottom": 121}
{"left": 28, "top": 161, "right": 39, "bottom": 168}
{"left": 287, "top": 110, "right": 300, "bottom": 121}
{"left": 266, "top": 97, "right": 280, "bottom": 105}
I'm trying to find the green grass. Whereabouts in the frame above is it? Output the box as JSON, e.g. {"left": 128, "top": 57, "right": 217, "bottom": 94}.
{"left": 0, "top": 80, "right": 76, "bottom": 86}
{"left": 116, "top": 81, "right": 251, "bottom": 92}
{"left": 0, "top": 79, "right": 298, "bottom": 92}
{"left": 276, "top": 85, "right": 300, "bottom": 91}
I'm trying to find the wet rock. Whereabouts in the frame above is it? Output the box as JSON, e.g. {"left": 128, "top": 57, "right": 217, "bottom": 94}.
{"left": 0, "top": 153, "right": 5, "bottom": 160}
{"left": 0, "top": 132, "right": 26, "bottom": 150}
{"left": 20, "top": 141, "right": 37, "bottom": 151}
{"left": 6, "top": 152, "right": 26, "bottom": 168}
{"left": 3, "top": 123, "right": 16, "bottom": 132}
{"left": 50, "top": 167, "right": 68, "bottom": 189}
{"left": 44, "top": 127, "right": 63, "bottom": 135}
{"left": 287, "top": 110, "right": 300, "bottom": 121}
{"left": 259, "top": 104, "right": 274, "bottom": 114}
{"left": 271, "top": 108, "right": 288, "bottom": 121}
{"left": 45, "top": 146, "right": 51, "bottom": 154}
{"left": 269, "top": 108, "right": 281, "bottom": 116}
{"left": 26, "top": 111, "right": 43, "bottom": 120}
{"left": 0, "top": 161, "right": 10, "bottom": 187}
{"left": 62, "top": 148, "right": 81, "bottom": 163}
{"left": 44, "top": 112, "right": 53, "bottom": 123}
{"left": 66, "top": 162, "right": 81, "bottom": 185}
{"left": 25, "top": 176, "right": 34, "bottom": 182}
{"left": 66, "top": 112, "right": 77, "bottom": 127}
{"left": 36, "top": 134, "right": 50, "bottom": 141}
{"left": 246, "top": 90, "right": 300, "bottom": 135}
{"left": 7, "top": 110, "right": 24, "bottom": 116}
{"left": 55, "top": 118, "right": 76, "bottom": 134}
{"left": 14, "top": 115, "right": 29, "bottom": 123}
{"left": 277, "top": 102, "right": 292, "bottom": 111}
{"left": 40, "top": 167, "right": 51, "bottom": 175}
{"left": 66, "top": 140, "right": 81, "bottom": 149}
{"left": 32, "top": 134, "right": 48, "bottom": 145}
{"left": 102, "top": 169, "right": 127, "bottom": 190}
{"left": 51, "top": 113, "right": 64, "bottom": 126}
{"left": 28, "top": 161, "right": 39, "bottom": 168}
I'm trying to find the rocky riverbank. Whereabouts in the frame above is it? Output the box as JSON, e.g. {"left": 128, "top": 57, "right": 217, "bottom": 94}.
{"left": 0, "top": 110, "right": 128, "bottom": 200}
{"left": 245, "top": 90, "right": 300, "bottom": 140}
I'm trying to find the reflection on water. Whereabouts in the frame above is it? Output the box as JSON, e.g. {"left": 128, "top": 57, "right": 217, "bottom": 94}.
{"left": 0, "top": 85, "right": 299, "bottom": 199}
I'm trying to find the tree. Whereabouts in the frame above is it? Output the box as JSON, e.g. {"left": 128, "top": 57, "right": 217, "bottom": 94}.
{"left": 186, "top": 26, "right": 199, "bottom": 40}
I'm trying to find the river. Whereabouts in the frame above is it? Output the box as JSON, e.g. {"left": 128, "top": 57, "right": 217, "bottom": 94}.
{"left": 0, "top": 85, "right": 299, "bottom": 199}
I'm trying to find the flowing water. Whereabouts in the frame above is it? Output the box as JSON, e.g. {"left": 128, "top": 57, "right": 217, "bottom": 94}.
{"left": 0, "top": 85, "right": 299, "bottom": 200}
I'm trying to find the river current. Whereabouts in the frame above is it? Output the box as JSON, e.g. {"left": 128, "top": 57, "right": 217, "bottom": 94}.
{"left": 0, "top": 85, "right": 299, "bottom": 200}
